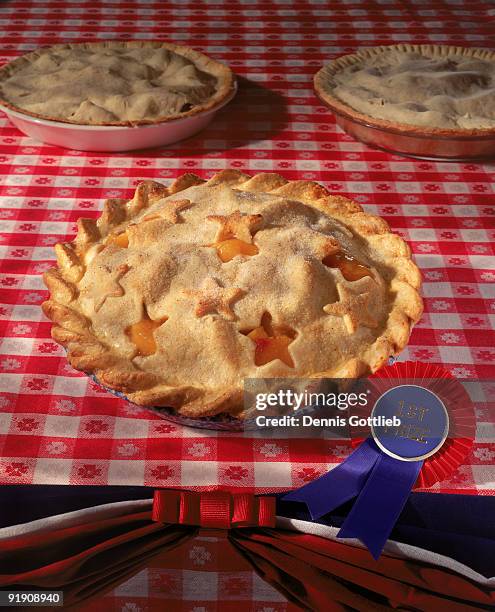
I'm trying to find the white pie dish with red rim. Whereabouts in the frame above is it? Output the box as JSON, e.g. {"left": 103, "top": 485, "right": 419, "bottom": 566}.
{"left": 0, "top": 83, "right": 237, "bottom": 152}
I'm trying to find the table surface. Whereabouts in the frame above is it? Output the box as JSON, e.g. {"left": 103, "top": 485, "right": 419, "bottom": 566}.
{"left": 0, "top": 0, "right": 494, "bottom": 494}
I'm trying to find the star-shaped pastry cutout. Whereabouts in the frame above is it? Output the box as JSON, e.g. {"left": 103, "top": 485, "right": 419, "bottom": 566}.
{"left": 184, "top": 277, "right": 244, "bottom": 321}
{"left": 207, "top": 210, "right": 263, "bottom": 243}
{"left": 242, "top": 312, "right": 297, "bottom": 368}
{"left": 92, "top": 264, "right": 129, "bottom": 312}
{"left": 142, "top": 199, "right": 191, "bottom": 224}
{"left": 323, "top": 283, "right": 378, "bottom": 334}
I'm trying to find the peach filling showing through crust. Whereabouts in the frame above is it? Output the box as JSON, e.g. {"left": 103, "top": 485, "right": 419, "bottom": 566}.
{"left": 209, "top": 212, "right": 261, "bottom": 262}
{"left": 126, "top": 311, "right": 168, "bottom": 357}
{"left": 323, "top": 250, "right": 371, "bottom": 282}
{"left": 106, "top": 231, "right": 129, "bottom": 248}
{"left": 214, "top": 238, "right": 259, "bottom": 262}
{"left": 242, "top": 313, "right": 296, "bottom": 368}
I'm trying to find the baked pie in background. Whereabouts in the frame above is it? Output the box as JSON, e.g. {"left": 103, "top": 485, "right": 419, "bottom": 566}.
{"left": 0, "top": 41, "right": 234, "bottom": 126}
{"left": 42, "top": 170, "right": 423, "bottom": 418}
{"left": 315, "top": 45, "right": 495, "bottom": 131}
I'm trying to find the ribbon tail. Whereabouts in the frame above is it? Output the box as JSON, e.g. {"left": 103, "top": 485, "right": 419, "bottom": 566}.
{"left": 282, "top": 439, "right": 382, "bottom": 520}
{"left": 338, "top": 454, "right": 423, "bottom": 559}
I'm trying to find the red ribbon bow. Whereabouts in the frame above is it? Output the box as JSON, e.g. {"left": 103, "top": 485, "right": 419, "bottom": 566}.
{"left": 152, "top": 489, "right": 276, "bottom": 529}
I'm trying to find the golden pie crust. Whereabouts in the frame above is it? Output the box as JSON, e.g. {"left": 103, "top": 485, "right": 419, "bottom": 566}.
{"left": 315, "top": 45, "right": 495, "bottom": 136}
{"left": 42, "top": 170, "right": 423, "bottom": 418}
{"left": 0, "top": 41, "right": 234, "bottom": 126}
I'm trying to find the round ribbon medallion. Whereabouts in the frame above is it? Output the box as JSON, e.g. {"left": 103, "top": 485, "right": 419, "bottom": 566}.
{"left": 371, "top": 384, "right": 449, "bottom": 462}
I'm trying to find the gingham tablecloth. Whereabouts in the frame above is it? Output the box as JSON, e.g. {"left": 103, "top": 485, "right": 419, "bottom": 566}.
{"left": 0, "top": 0, "right": 494, "bottom": 493}
{"left": 83, "top": 533, "right": 301, "bottom": 612}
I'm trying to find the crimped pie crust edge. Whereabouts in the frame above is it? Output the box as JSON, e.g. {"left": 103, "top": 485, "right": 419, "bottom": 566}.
{"left": 0, "top": 41, "right": 235, "bottom": 127}
{"left": 42, "top": 170, "right": 423, "bottom": 418}
{"left": 314, "top": 44, "right": 495, "bottom": 137}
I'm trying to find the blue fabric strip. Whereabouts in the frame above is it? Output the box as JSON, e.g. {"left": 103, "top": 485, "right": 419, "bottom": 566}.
{"left": 282, "top": 438, "right": 382, "bottom": 519}
{"left": 336, "top": 453, "right": 423, "bottom": 558}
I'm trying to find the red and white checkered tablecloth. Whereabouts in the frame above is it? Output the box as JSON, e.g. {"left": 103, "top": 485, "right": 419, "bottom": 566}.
{"left": 81, "top": 533, "right": 300, "bottom": 612}
{"left": 0, "top": 0, "right": 494, "bottom": 493}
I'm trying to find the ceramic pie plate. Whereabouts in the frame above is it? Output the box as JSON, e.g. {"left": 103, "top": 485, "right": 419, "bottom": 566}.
{"left": 0, "top": 82, "right": 237, "bottom": 152}
{"left": 315, "top": 46, "right": 495, "bottom": 161}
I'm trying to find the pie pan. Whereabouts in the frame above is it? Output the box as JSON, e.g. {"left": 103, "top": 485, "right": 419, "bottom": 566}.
{"left": 90, "top": 375, "right": 245, "bottom": 431}
{"left": 317, "top": 95, "right": 495, "bottom": 161}
{"left": 315, "top": 45, "right": 495, "bottom": 161}
{"left": 91, "top": 374, "right": 356, "bottom": 433}
{"left": 91, "top": 358, "right": 397, "bottom": 432}
{"left": 0, "top": 83, "right": 236, "bottom": 152}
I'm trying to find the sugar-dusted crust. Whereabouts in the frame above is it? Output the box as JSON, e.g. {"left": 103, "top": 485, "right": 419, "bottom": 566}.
{"left": 42, "top": 171, "right": 423, "bottom": 418}
{"left": 0, "top": 41, "right": 235, "bottom": 126}
{"left": 315, "top": 44, "right": 495, "bottom": 137}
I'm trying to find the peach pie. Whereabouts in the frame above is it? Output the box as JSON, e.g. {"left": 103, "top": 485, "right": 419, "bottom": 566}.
{"left": 42, "top": 170, "right": 423, "bottom": 417}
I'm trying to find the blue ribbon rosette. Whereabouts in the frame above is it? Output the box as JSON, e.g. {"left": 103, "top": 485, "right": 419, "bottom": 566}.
{"left": 283, "top": 362, "right": 475, "bottom": 558}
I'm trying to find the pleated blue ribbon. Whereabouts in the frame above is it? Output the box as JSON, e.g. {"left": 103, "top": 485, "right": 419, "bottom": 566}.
{"left": 283, "top": 439, "right": 423, "bottom": 559}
